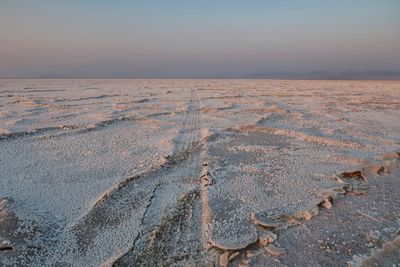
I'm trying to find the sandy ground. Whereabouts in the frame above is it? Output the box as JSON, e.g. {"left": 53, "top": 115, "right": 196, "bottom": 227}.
{"left": 0, "top": 79, "right": 399, "bottom": 266}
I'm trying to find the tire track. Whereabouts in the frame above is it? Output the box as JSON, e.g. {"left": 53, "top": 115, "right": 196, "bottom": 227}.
{"left": 113, "top": 88, "right": 209, "bottom": 266}
{"left": 40, "top": 88, "right": 206, "bottom": 266}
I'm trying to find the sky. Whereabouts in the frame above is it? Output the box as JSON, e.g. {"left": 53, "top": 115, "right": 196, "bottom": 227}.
{"left": 1, "top": 0, "right": 400, "bottom": 78}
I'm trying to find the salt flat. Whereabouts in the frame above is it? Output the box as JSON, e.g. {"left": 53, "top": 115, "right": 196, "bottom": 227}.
{"left": 0, "top": 79, "right": 399, "bottom": 266}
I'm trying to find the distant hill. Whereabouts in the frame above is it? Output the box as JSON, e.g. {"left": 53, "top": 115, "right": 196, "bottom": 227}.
{"left": 247, "top": 70, "right": 400, "bottom": 80}
{"left": 2, "top": 70, "right": 400, "bottom": 80}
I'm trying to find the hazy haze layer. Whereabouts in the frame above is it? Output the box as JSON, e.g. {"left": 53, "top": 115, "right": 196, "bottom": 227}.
{"left": 1, "top": 1, "right": 400, "bottom": 78}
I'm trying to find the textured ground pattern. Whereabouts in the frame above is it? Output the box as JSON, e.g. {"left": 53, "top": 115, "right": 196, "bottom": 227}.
{"left": 0, "top": 79, "right": 399, "bottom": 266}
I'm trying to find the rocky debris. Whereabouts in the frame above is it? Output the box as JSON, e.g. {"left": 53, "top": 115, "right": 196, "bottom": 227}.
{"left": 382, "top": 152, "right": 400, "bottom": 160}
{"left": 296, "top": 210, "right": 313, "bottom": 221}
{"left": 319, "top": 198, "right": 333, "bottom": 209}
{"left": 278, "top": 214, "right": 299, "bottom": 224}
{"left": 259, "top": 231, "right": 277, "bottom": 247}
{"left": 341, "top": 171, "right": 365, "bottom": 181}
{"left": 219, "top": 252, "right": 230, "bottom": 267}
{"left": 264, "top": 244, "right": 286, "bottom": 256}
{"left": 200, "top": 169, "right": 213, "bottom": 186}
{"left": 228, "top": 251, "right": 240, "bottom": 261}
{"left": 245, "top": 248, "right": 264, "bottom": 258}
{"left": 0, "top": 239, "right": 12, "bottom": 251}
{"left": 342, "top": 183, "right": 354, "bottom": 193}
{"left": 346, "top": 190, "right": 367, "bottom": 196}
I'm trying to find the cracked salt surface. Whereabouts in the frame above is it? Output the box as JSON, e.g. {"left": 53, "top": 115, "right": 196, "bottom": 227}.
{"left": 1, "top": 79, "right": 400, "bottom": 266}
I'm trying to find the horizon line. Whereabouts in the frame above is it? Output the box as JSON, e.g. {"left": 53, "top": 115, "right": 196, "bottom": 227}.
{"left": 2, "top": 70, "right": 400, "bottom": 81}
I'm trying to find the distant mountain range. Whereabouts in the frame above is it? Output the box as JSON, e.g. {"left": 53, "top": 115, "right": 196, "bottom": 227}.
{"left": 246, "top": 70, "right": 400, "bottom": 80}
{"left": 2, "top": 70, "right": 400, "bottom": 80}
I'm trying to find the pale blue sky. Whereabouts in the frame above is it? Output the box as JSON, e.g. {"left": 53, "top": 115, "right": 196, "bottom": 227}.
{"left": 1, "top": 0, "right": 399, "bottom": 78}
